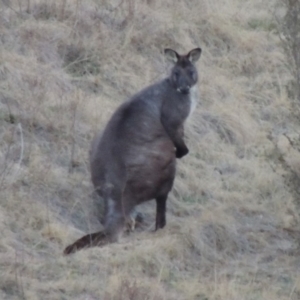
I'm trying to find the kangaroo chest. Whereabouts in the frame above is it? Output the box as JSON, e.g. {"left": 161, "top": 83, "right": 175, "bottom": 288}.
{"left": 187, "top": 85, "right": 199, "bottom": 120}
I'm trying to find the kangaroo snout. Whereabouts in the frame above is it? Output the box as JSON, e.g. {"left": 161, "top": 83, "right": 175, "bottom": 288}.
{"left": 177, "top": 85, "right": 191, "bottom": 94}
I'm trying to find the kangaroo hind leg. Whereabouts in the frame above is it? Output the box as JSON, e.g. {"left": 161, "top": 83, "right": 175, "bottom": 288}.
{"left": 63, "top": 176, "right": 131, "bottom": 255}
{"left": 63, "top": 201, "right": 126, "bottom": 255}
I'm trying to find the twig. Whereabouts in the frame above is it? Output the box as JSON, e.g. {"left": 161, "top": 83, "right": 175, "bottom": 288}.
{"left": 68, "top": 98, "right": 79, "bottom": 173}
{"left": 26, "top": 0, "right": 30, "bottom": 13}
{"left": 14, "top": 249, "right": 26, "bottom": 300}
{"left": 13, "top": 122, "right": 24, "bottom": 178}
{"left": 0, "top": 127, "right": 15, "bottom": 190}
{"left": 17, "top": 123, "right": 24, "bottom": 170}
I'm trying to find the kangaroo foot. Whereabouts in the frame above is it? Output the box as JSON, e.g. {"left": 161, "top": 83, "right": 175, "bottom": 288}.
{"left": 125, "top": 212, "right": 144, "bottom": 233}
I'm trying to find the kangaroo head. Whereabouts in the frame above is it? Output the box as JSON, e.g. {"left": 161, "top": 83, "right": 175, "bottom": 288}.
{"left": 164, "top": 48, "right": 201, "bottom": 95}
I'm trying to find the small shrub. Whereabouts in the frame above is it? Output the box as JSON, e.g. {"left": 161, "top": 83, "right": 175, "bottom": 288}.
{"left": 58, "top": 43, "right": 100, "bottom": 77}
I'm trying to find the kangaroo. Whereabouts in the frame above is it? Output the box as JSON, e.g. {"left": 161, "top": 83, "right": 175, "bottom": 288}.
{"left": 64, "top": 48, "right": 202, "bottom": 255}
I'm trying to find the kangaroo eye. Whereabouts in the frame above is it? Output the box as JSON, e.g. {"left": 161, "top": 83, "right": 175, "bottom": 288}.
{"left": 189, "top": 70, "right": 195, "bottom": 77}
{"left": 189, "top": 70, "right": 197, "bottom": 80}
{"left": 173, "top": 71, "right": 180, "bottom": 80}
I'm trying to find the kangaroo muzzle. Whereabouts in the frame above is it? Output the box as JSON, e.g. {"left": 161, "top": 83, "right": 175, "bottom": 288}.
{"left": 177, "top": 85, "right": 190, "bottom": 94}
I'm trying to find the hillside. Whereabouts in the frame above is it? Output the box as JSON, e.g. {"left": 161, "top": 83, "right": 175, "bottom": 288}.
{"left": 1, "top": 0, "right": 300, "bottom": 299}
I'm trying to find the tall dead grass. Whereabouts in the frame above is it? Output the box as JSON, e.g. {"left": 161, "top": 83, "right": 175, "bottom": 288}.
{"left": 1, "top": 0, "right": 300, "bottom": 299}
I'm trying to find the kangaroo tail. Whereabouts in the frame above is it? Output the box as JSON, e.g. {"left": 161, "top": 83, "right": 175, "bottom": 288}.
{"left": 63, "top": 231, "right": 107, "bottom": 255}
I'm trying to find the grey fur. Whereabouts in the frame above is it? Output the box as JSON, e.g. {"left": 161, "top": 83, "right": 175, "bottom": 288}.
{"left": 64, "top": 48, "right": 202, "bottom": 254}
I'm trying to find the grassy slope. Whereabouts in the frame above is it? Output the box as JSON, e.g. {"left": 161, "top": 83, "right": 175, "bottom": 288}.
{"left": 1, "top": 0, "right": 300, "bottom": 299}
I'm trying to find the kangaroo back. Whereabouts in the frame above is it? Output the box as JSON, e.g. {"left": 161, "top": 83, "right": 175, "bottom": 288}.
{"left": 64, "top": 48, "right": 202, "bottom": 255}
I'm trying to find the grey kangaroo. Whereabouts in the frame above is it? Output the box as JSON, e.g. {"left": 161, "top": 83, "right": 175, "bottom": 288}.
{"left": 64, "top": 47, "right": 202, "bottom": 254}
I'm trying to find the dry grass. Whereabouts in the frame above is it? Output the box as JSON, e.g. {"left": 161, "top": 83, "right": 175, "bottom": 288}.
{"left": 1, "top": 0, "right": 300, "bottom": 299}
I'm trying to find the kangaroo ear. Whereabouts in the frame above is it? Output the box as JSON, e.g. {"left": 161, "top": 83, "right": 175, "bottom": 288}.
{"left": 187, "top": 48, "right": 202, "bottom": 63}
{"left": 164, "top": 48, "right": 179, "bottom": 63}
